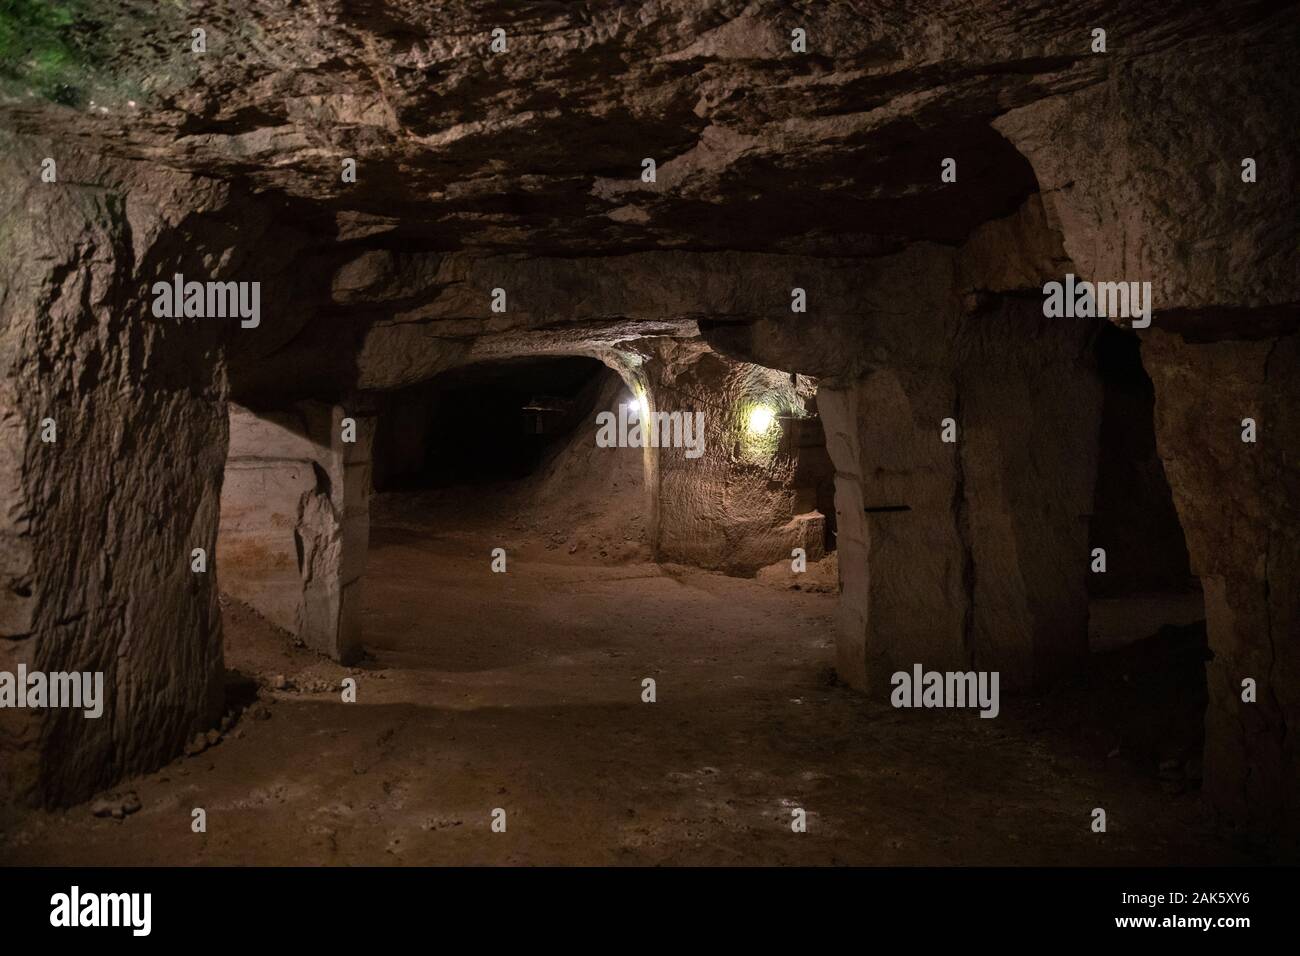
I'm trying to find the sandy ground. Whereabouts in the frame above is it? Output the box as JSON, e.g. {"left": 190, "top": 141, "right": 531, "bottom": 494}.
{"left": 0, "top": 500, "right": 1265, "bottom": 866}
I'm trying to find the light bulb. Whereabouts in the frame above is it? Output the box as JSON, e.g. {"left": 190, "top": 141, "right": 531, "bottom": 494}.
{"left": 747, "top": 405, "right": 775, "bottom": 435}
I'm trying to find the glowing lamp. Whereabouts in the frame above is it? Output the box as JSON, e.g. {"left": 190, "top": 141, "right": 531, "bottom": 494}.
{"left": 747, "top": 405, "right": 776, "bottom": 435}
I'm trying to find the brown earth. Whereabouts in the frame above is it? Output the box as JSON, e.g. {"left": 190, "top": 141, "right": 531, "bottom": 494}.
{"left": 0, "top": 496, "right": 1266, "bottom": 866}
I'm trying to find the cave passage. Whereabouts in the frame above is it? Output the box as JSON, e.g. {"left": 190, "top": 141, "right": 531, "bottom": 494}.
{"left": 373, "top": 355, "right": 612, "bottom": 491}
{"left": 3, "top": 0, "right": 1295, "bottom": 877}
{"left": 7, "top": 323, "right": 1243, "bottom": 867}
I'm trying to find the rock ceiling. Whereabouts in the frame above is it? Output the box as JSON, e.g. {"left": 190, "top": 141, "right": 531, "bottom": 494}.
{"left": 5, "top": 0, "right": 1284, "bottom": 258}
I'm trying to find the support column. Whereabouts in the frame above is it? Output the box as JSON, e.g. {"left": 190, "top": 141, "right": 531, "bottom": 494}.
{"left": 820, "top": 370, "right": 967, "bottom": 692}
{"left": 1143, "top": 328, "right": 1299, "bottom": 843}
{"left": 819, "top": 304, "right": 1100, "bottom": 693}
{"left": 957, "top": 301, "right": 1101, "bottom": 689}
{"left": 1, "top": 145, "right": 227, "bottom": 806}
{"left": 219, "top": 402, "right": 373, "bottom": 664}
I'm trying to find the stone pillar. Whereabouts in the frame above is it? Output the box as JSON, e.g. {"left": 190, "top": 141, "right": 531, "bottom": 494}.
{"left": 819, "top": 305, "right": 1101, "bottom": 694}
{"left": 1, "top": 146, "right": 228, "bottom": 806}
{"left": 820, "top": 371, "right": 968, "bottom": 692}
{"left": 1143, "top": 329, "right": 1299, "bottom": 843}
{"left": 993, "top": 24, "right": 1298, "bottom": 838}
{"left": 219, "top": 402, "right": 373, "bottom": 663}
{"left": 957, "top": 303, "right": 1101, "bottom": 689}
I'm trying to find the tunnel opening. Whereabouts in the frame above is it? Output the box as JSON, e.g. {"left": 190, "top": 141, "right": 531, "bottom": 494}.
{"left": 367, "top": 354, "right": 652, "bottom": 564}
{"left": 372, "top": 355, "right": 613, "bottom": 491}
{"left": 356, "top": 349, "right": 840, "bottom": 682}
{"left": 1088, "top": 323, "right": 1203, "bottom": 641}
{"left": 212, "top": 347, "right": 841, "bottom": 680}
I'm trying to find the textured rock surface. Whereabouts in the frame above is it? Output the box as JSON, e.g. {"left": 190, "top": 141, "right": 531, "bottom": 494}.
{"left": 993, "top": 12, "right": 1300, "bottom": 320}
{"left": 645, "top": 339, "right": 823, "bottom": 574}
{"left": 982, "top": 8, "right": 1299, "bottom": 841}
{"left": 0, "top": 143, "right": 233, "bottom": 805}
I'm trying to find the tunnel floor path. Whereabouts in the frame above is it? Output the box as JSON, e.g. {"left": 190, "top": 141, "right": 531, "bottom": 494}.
{"left": 1, "top": 516, "right": 1250, "bottom": 865}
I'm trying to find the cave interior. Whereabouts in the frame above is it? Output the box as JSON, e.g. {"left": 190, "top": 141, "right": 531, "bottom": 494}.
{"left": 0, "top": 0, "right": 1296, "bottom": 865}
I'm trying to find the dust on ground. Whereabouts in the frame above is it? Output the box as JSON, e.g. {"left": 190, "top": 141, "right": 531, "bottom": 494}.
{"left": 1, "top": 499, "right": 1269, "bottom": 865}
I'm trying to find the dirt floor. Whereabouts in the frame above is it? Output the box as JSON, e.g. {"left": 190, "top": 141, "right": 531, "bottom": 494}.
{"left": 0, "top": 492, "right": 1269, "bottom": 866}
